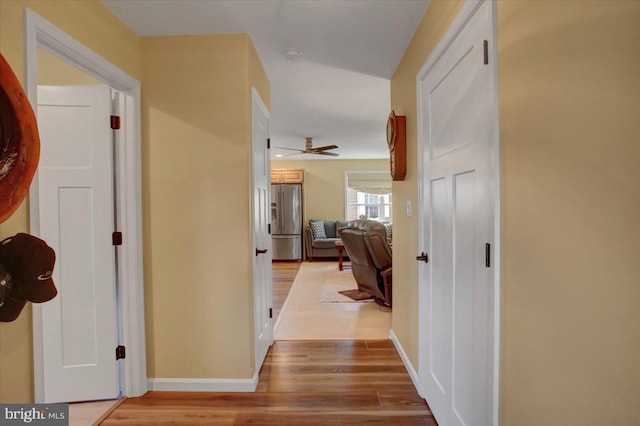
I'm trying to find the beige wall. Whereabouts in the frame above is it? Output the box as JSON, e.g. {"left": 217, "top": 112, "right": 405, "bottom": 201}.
{"left": 141, "top": 34, "right": 269, "bottom": 380}
{"left": 1, "top": 2, "right": 270, "bottom": 400}
{"left": 389, "top": 0, "right": 464, "bottom": 373}
{"left": 392, "top": 0, "right": 640, "bottom": 424}
{"left": 497, "top": 1, "right": 640, "bottom": 424}
{"left": 271, "top": 159, "right": 388, "bottom": 222}
{"left": 248, "top": 40, "right": 271, "bottom": 109}
{"left": 37, "top": 48, "right": 102, "bottom": 86}
{"left": 0, "top": 0, "right": 141, "bottom": 403}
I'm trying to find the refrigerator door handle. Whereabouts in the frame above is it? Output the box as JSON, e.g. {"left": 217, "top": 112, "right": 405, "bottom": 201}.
{"left": 271, "top": 202, "right": 277, "bottom": 232}
{"left": 280, "top": 191, "right": 284, "bottom": 231}
{"left": 271, "top": 185, "right": 278, "bottom": 234}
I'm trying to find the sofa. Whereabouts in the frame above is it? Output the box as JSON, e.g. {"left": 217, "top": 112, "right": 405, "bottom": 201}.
{"left": 304, "top": 219, "right": 349, "bottom": 260}
{"left": 305, "top": 219, "right": 391, "bottom": 261}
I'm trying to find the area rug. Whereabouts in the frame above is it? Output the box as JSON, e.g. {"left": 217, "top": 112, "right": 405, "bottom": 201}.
{"left": 275, "top": 262, "right": 391, "bottom": 340}
{"left": 321, "top": 278, "right": 373, "bottom": 303}
{"left": 338, "top": 289, "right": 374, "bottom": 301}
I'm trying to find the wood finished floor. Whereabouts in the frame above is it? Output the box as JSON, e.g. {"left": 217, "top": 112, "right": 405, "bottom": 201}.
{"left": 271, "top": 261, "right": 301, "bottom": 323}
{"left": 100, "top": 340, "right": 435, "bottom": 425}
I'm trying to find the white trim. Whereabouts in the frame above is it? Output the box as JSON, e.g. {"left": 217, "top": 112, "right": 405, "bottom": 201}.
{"left": 389, "top": 330, "right": 421, "bottom": 395}
{"left": 416, "top": 0, "right": 500, "bottom": 424}
{"left": 24, "top": 8, "right": 147, "bottom": 402}
{"left": 489, "top": 0, "right": 502, "bottom": 422}
{"left": 416, "top": 0, "right": 484, "bottom": 80}
{"left": 344, "top": 171, "right": 349, "bottom": 219}
{"left": 148, "top": 373, "right": 259, "bottom": 392}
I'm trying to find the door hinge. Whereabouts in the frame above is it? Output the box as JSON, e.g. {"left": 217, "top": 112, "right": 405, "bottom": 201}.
{"left": 267, "top": 138, "right": 271, "bottom": 149}
{"left": 269, "top": 308, "right": 273, "bottom": 319}
{"left": 483, "top": 40, "right": 489, "bottom": 65}
{"left": 268, "top": 224, "right": 271, "bottom": 234}
{"left": 112, "top": 231, "right": 123, "bottom": 246}
{"left": 485, "top": 243, "right": 491, "bottom": 268}
{"left": 110, "top": 115, "right": 121, "bottom": 130}
{"left": 116, "top": 345, "right": 126, "bottom": 360}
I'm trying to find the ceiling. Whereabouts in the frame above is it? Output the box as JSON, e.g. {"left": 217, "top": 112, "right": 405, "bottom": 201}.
{"left": 101, "top": 0, "right": 430, "bottom": 160}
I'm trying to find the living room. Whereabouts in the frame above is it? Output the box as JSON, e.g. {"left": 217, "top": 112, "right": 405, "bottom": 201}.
{"left": 269, "top": 159, "right": 394, "bottom": 341}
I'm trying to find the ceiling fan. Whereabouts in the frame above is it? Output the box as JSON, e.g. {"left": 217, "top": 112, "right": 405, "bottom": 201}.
{"left": 275, "top": 137, "right": 339, "bottom": 157}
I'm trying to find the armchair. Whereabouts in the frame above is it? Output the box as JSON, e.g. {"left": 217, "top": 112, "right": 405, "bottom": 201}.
{"left": 340, "top": 220, "right": 392, "bottom": 307}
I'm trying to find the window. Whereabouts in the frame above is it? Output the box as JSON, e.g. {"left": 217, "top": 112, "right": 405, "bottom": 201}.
{"left": 345, "top": 171, "right": 392, "bottom": 222}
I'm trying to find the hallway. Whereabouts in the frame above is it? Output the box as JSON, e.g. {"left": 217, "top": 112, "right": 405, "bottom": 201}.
{"left": 100, "top": 340, "right": 436, "bottom": 425}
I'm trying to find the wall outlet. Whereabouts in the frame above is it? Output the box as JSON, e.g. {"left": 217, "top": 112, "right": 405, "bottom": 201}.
{"left": 406, "top": 201, "right": 413, "bottom": 217}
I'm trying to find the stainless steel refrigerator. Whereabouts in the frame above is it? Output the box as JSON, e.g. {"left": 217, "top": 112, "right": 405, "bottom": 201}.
{"left": 271, "top": 183, "right": 302, "bottom": 260}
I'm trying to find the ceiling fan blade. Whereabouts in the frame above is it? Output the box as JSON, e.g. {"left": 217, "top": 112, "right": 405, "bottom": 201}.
{"left": 274, "top": 146, "right": 305, "bottom": 152}
{"left": 309, "top": 145, "right": 339, "bottom": 152}
{"left": 315, "top": 151, "right": 340, "bottom": 157}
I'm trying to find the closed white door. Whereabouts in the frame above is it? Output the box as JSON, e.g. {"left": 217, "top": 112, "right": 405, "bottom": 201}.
{"left": 252, "top": 88, "right": 273, "bottom": 370}
{"left": 37, "top": 85, "right": 119, "bottom": 403}
{"left": 419, "top": 1, "right": 496, "bottom": 425}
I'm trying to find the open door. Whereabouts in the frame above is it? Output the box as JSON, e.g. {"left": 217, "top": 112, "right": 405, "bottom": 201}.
{"left": 252, "top": 88, "right": 273, "bottom": 372}
{"left": 36, "top": 85, "right": 119, "bottom": 402}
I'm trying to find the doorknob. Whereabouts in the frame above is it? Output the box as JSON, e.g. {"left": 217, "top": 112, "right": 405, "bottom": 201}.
{"left": 416, "top": 252, "right": 429, "bottom": 263}
{"left": 256, "top": 248, "right": 268, "bottom": 256}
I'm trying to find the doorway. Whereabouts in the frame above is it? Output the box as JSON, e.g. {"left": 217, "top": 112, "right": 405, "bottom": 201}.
{"left": 24, "top": 9, "right": 146, "bottom": 402}
{"left": 251, "top": 87, "right": 273, "bottom": 371}
{"left": 417, "top": 1, "right": 500, "bottom": 425}
{"left": 37, "top": 83, "right": 120, "bottom": 403}
{"left": 271, "top": 172, "right": 392, "bottom": 340}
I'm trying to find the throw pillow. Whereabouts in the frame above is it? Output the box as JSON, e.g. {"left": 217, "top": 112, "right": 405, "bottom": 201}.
{"left": 309, "top": 221, "right": 327, "bottom": 239}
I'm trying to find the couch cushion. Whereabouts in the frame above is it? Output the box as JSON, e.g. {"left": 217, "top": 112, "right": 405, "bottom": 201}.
{"left": 311, "top": 238, "right": 341, "bottom": 249}
{"left": 324, "top": 221, "right": 337, "bottom": 238}
{"left": 335, "top": 220, "right": 349, "bottom": 237}
{"left": 309, "top": 221, "right": 327, "bottom": 239}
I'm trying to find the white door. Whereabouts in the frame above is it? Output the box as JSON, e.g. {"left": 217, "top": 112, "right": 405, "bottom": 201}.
{"left": 37, "top": 85, "right": 119, "bottom": 403}
{"left": 252, "top": 88, "right": 273, "bottom": 370}
{"left": 418, "top": 1, "right": 496, "bottom": 425}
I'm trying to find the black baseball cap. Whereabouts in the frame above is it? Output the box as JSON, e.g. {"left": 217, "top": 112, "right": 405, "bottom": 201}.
{"left": 0, "top": 233, "right": 57, "bottom": 303}
{"left": 0, "top": 261, "right": 26, "bottom": 322}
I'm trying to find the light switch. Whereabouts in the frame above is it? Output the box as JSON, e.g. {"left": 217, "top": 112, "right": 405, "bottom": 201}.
{"left": 406, "top": 201, "right": 412, "bottom": 217}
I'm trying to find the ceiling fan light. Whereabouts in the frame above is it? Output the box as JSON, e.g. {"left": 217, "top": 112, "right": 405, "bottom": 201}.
{"left": 284, "top": 49, "right": 302, "bottom": 60}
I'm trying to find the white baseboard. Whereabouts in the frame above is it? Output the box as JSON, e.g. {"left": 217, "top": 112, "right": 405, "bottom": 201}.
{"left": 389, "top": 329, "right": 421, "bottom": 395}
{"left": 148, "top": 372, "right": 259, "bottom": 392}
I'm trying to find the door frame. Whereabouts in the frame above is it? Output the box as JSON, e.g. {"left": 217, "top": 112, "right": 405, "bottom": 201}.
{"left": 24, "top": 9, "right": 147, "bottom": 401}
{"left": 250, "top": 87, "right": 273, "bottom": 373}
{"left": 416, "top": 0, "right": 500, "bottom": 424}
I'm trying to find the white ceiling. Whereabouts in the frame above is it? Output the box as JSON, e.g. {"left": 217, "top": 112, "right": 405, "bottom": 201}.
{"left": 101, "top": 0, "right": 430, "bottom": 160}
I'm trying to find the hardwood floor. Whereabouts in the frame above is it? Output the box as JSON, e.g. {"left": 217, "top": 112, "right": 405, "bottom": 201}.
{"left": 99, "top": 264, "right": 428, "bottom": 424}
{"left": 100, "top": 340, "right": 436, "bottom": 425}
{"left": 272, "top": 260, "right": 301, "bottom": 323}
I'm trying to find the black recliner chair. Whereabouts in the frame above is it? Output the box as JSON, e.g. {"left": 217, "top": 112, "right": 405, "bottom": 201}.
{"left": 340, "top": 220, "right": 392, "bottom": 307}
